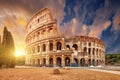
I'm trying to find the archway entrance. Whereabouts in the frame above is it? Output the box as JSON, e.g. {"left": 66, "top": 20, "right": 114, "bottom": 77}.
{"left": 56, "top": 42, "right": 62, "bottom": 50}
{"left": 72, "top": 44, "right": 78, "bottom": 51}
{"left": 37, "top": 59, "right": 40, "bottom": 66}
{"left": 32, "top": 59, "right": 35, "bottom": 66}
{"left": 56, "top": 57, "right": 61, "bottom": 66}
{"left": 88, "top": 59, "right": 91, "bottom": 66}
{"left": 96, "top": 60, "right": 98, "bottom": 66}
{"left": 80, "top": 58, "right": 85, "bottom": 66}
{"left": 74, "top": 58, "right": 78, "bottom": 66}
{"left": 65, "top": 57, "right": 70, "bottom": 66}
{"left": 92, "top": 59, "right": 95, "bottom": 66}
{"left": 43, "top": 58, "right": 46, "bottom": 66}
{"left": 49, "top": 58, "right": 53, "bottom": 67}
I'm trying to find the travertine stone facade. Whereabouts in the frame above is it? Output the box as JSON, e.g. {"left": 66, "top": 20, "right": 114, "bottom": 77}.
{"left": 25, "top": 8, "right": 105, "bottom": 67}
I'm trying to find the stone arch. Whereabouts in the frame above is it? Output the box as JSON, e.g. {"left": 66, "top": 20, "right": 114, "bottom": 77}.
{"left": 49, "top": 43, "right": 53, "bottom": 51}
{"left": 92, "top": 59, "right": 95, "bottom": 66}
{"left": 65, "top": 57, "right": 70, "bottom": 66}
{"left": 84, "top": 47, "right": 87, "bottom": 52}
{"left": 88, "top": 59, "right": 91, "bottom": 66}
{"left": 96, "top": 49, "right": 98, "bottom": 57}
{"left": 43, "top": 58, "right": 46, "bottom": 66}
{"left": 56, "top": 57, "right": 62, "bottom": 66}
{"left": 96, "top": 60, "right": 99, "bottom": 66}
{"left": 49, "top": 58, "right": 53, "bottom": 67}
{"left": 80, "top": 58, "right": 85, "bottom": 66}
{"left": 37, "top": 59, "right": 40, "bottom": 66}
{"left": 72, "top": 44, "right": 78, "bottom": 51}
{"left": 88, "top": 48, "right": 91, "bottom": 55}
{"left": 74, "top": 58, "right": 78, "bottom": 66}
{"left": 88, "top": 42, "right": 91, "bottom": 46}
{"left": 42, "top": 44, "right": 46, "bottom": 52}
{"left": 56, "top": 42, "right": 62, "bottom": 50}
{"left": 32, "top": 59, "right": 35, "bottom": 66}
{"left": 66, "top": 45, "right": 70, "bottom": 50}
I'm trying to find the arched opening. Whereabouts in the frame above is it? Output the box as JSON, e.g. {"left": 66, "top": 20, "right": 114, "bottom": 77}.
{"left": 65, "top": 57, "right": 70, "bottom": 66}
{"left": 88, "top": 59, "right": 91, "bottom": 66}
{"left": 49, "top": 43, "right": 53, "bottom": 51}
{"left": 56, "top": 57, "right": 62, "bottom": 66}
{"left": 92, "top": 59, "right": 95, "bottom": 66}
{"left": 72, "top": 44, "right": 78, "bottom": 51}
{"left": 74, "top": 58, "right": 78, "bottom": 66}
{"left": 96, "top": 60, "right": 98, "bottom": 66}
{"left": 43, "top": 58, "right": 46, "bottom": 66}
{"left": 96, "top": 49, "right": 98, "bottom": 57}
{"left": 49, "top": 58, "right": 53, "bottom": 67}
{"left": 56, "top": 42, "right": 62, "bottom": 50}
{"left": 42, "top": 44, "right": 46, "bottom": 52}
{"left": 37, "top": 45, "right": 40, "bottom": 52}
{"left": 88, "top": 48, "right": 91, "bottom": 55}
{"left": 84, "top": 47, "right": 87, "bottom": 52}
{"left": 32, "top": 59, "right": 35, "bottom": 66}
{"left": 37, "top": 59, "right": 40, "bottom": 66}
{"left": 66, "top": 45, "right": 70, "bottom": 50}
{"left": 80, "top": 58, "right": 85, "bottom": 66}
{"left": 88, "top": 42, "right": 91, "bottom": 46}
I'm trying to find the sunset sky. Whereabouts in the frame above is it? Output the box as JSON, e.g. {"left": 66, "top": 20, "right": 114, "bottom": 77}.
{"left": 0, "top": 0, "right": 120, "bottom": 55}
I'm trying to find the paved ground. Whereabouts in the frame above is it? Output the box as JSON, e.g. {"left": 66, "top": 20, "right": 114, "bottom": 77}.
{"left": 0, "top": 67, "right": 120, "bottom": 80}
{"left": 88, "top": 69, "right": 120, "bottom": 75}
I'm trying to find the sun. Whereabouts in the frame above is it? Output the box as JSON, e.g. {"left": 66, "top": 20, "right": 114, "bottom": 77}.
{"left": 15, "top": 50, "right": 25, "bottom": 57}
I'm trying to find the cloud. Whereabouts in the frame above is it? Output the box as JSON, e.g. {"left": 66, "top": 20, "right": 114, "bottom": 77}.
{"left": 0, "top": 0, "right": 66, "bottom": 54}
{"left": 113, "top": 9, "right": 120, "bottom": 31}
{"left": 0, "top": 0, "right": 120, "bottom": 54}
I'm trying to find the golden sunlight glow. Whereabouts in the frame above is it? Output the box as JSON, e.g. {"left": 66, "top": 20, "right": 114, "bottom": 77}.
{"left": 15, "top": 50, "right": 25, "bottom": 57}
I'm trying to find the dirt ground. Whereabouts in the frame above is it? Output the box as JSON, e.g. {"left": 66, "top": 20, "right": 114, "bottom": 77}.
{"left": 0, "top": 68, "right": 120, "bottom": 80}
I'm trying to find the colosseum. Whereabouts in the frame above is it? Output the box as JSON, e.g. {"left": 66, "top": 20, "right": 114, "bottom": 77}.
{"left": 25, "top": 8, "right": 105, "bottom": 67}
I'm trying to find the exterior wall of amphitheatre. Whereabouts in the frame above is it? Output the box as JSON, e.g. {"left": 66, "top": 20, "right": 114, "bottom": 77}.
{"left": 25, "top": 8, "right": 105, "bottom": 67}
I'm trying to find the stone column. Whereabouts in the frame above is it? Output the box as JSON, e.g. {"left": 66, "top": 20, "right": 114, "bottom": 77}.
{"left": 46, "top": 28, "right": 48, "bottom": 38}
{"left": 78, "top": 42, "right": 81, "bottom": 52}
{"left": 46, "top": 56, "right": 49, "bottom": 67}
{"left": 94, "top": 49, "right": 97, "bottom": 66}
{"left": 90, "top": 48, "right": 93, "bottom": 65}
{"left": 40, "top": 31, "right": 42, "bottom": 40}
{"left": 62, "top": 38, "right": 65, "bottom": 50}
{"left": 53, "top": 55, "right": 56, "bottom": 67}
{"left": 40, "top": 59, "right": 42, "bottom": 66}
{"left": 78, "top": 58, "right": 80, "bottom": 67}
{"left": 46, "top": 41, "right": 49, "bottom": 53}
{"left": 62, "top": 55, "right": 65, "bottom": 67}
{"left": 53, "top": 40, "right": 56, "bottom": 51}
{"left": 35, "top": 59, "right": 37, "bottom": 66}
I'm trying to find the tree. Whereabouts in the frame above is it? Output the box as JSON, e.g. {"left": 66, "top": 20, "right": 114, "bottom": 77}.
{"left": 1, "top": 27, "right": 15, "bottom": 68}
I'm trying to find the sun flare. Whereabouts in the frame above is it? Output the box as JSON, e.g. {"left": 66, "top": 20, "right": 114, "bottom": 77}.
{"left": 15, "top": 50, "right": 25, "bottom": 57}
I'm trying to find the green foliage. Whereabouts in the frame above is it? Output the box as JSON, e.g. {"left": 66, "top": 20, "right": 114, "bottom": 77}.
{"left": 105, "top": 53, "right": 120, "bottom": 65}
{"left": 0, "top": 27, "right": 15, "bottom": 68}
